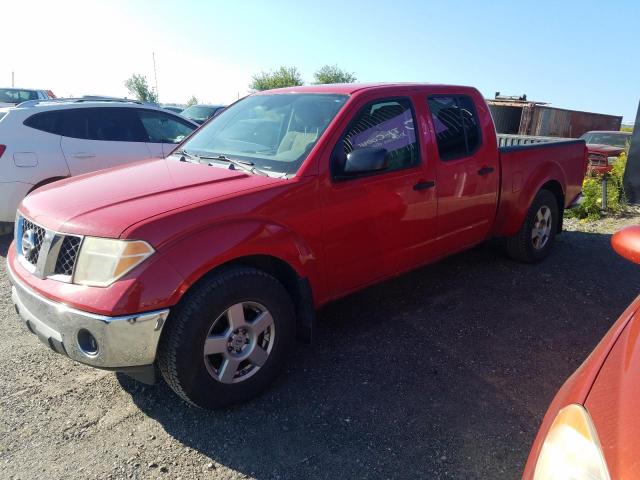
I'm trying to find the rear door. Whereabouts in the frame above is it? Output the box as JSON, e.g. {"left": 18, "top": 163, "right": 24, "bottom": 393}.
{"left": 425, "top": 94, "right": 499, "bottom": 251}
{"left": 137, "top": 109, "right": 196, "bottom": 158}
{"left": 60, "top": 107, "right": 151, "bottom": 175}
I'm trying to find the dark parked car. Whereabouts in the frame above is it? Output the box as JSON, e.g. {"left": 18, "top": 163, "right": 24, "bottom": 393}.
{"left": 181, "top": 104, "right": 226, "bottom": 125}
{"left": 161, "top": 105, "right": 184, "bottom": 114}
{"left": 0, "top": 87, "right": 55, "bottom": 107}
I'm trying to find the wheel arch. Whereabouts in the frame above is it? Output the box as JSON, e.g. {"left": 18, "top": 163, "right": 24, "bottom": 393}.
{"left": 493, "top": 165, "right": 567, "bottom": 238}
{"left": 172, "top": 253, "right": 316, "bottom": 343}
{"left": 27, "top": 176, "right": 68, "bottom": 194}
{"left": 539, "top": 179, "right": 565, "bottom": 234}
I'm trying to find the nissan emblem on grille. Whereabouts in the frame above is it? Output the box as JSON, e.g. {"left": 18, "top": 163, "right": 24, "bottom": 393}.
{"left": 17, "top": 216, "right": 83, "bottom": 280}
{"left": 21, "top": 229, "right": 36, "bottom": 260}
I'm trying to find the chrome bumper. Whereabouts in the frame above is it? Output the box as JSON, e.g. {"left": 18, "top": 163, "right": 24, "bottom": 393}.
{"left": 8, "top": 262, "right": 169, "bottom": 369}
{"left": 569, "top": 193, "right": 584, "bottom": 208}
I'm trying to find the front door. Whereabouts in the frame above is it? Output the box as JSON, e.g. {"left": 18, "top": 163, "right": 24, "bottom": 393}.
{"left": 322, "top": 97, "right": 438, "bottom": 297}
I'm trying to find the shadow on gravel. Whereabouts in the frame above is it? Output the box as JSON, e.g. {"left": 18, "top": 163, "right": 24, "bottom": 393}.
{"left": 120, "top": 230, "right": 640, "bottom": 479}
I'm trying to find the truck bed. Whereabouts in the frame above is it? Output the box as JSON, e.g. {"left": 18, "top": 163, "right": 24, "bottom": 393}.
{"left": 492, "top": 136, "right": 587, "bottom": 237}
{"left": 497, "top": 134, "right": 574, "bottom": 147}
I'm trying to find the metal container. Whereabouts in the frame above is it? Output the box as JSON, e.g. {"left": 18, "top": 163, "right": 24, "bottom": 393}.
{"left": 488, "top": 99, "right": 622, "bottom": 138}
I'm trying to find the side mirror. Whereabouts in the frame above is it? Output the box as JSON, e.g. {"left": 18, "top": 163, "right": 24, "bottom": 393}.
{"left": 611, "top": 226, "right": 640, "bottom": 264}
{"left": 344, "top": 147, "right": 388, "bottom": 174}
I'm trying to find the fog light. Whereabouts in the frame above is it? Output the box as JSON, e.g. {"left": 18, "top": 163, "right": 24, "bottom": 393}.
{"left": 77, "top": 329, "right": 99, "bottom": 356}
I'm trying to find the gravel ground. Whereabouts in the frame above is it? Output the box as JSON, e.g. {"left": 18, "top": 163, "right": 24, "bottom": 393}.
{"left": 1, "top": 214, "right": 640, "bottom": 480}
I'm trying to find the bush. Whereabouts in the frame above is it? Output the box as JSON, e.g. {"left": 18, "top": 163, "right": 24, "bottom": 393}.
{"left": 567, "top": 152, "right": 628, "bottom": 220}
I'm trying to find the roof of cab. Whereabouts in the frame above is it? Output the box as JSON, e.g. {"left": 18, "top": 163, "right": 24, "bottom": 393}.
{"left": 255, "top": 82, "right": 477, "bottom": 96}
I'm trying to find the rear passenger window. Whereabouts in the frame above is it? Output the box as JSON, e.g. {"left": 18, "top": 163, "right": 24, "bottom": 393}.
{"left": 84, "top": 108, "right": 148, "bottom": 142}
{"left": 427, "top": 95, "right": 482, "bottom": 160}
{"left": 24, "top": 108, "right": 148, "bottom": 142}
{"left": 334, "top": 98, "right": 419, "bottom": 176}
{"left": 24, "top": 111, "right": 65, "bottom": 135}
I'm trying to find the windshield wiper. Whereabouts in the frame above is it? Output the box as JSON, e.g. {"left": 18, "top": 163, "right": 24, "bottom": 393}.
{"left": 171, "top": 149, "right": 198, "bottom": 163}
{"left": 200, "top": 154, "right": 269, "bottom": 176}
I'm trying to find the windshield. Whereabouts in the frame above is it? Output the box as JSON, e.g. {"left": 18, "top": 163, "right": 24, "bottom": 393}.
{"left": 182, "top": 105, "right": 220, "bottom": 122}
{"left": 580, "top": 132, "right": 631, "bottom": 148}
{"left": 0, "top": 89, "right": 38, "bottom": 104}
{"left": 180, "top": 93, "right": 348, "bottom": 174}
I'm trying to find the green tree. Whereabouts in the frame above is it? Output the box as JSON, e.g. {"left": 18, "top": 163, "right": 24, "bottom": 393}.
{"left": 249, "top": 66, "right": 304, "bottom": 91}
{"left": 124, "top": 74, "right": 158, "bottom": 103}
{"left": 186, "top": 95, "right": 198, "bottom": 107}
{"left": 313, "top": 65, "right": 357, "bottom": 84}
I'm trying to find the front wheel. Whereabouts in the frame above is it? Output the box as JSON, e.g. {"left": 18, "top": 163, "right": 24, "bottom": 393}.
{"left": 157, "top": 266, "right": 295, "bottom": 409}
{"left": 505, "top": 189, "right": 560, "bottom": 263}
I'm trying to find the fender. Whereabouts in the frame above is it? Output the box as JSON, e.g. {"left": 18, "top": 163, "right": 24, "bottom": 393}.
{"left": 154, "top": 217, "right": 325, "bottom": 308}
{"left": 493, "top": 160, "right": 567, "bottom": 237}
{"left": 522, "top": 296, "right": 640, "bottom": 479}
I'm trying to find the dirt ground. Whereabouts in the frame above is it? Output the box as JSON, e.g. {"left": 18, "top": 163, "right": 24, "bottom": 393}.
{"left": 1, "top": 214, "right": 639, "bottom": 479}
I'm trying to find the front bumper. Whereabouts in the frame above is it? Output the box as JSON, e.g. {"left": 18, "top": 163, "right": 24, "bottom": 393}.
{"left": 8, "top": 262, "right": 169, "bottom": 370}
{"left": 569, "top": 192, "right": 584, "bottom": 208}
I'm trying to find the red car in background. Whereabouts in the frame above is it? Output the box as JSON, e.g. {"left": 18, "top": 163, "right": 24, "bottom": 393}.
{"left": 523, "top": 225, "right": 640, "bottom": 480}
{"left": 581, "top": 130, "right": 631, "bottom": 175}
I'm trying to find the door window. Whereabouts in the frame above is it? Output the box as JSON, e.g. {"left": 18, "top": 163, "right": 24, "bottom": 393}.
{"left": 24, "top": 110, "right": 66, "bottom": 134}
{"left": 427, "top": 95, "right": 482, "bottom": 161}
{"left": 24, "top": 107, "right": 148, "bottom": 142}
{"left": 333, "top": 98, "right": 419, "bottom": 177}
{"left": 25, "top": 109, "right": 90, "bottom": 138}
{"left": 84, "top": 108, "right": 148, "bottom": 142}
{"left": 138, "top": 110, "right": 195, "bottom": 144}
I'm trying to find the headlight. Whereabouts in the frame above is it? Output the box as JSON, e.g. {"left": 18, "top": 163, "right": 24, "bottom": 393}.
{"left": 607, "top": 156, "right": 619, "bottom": 165}
{"left": 74, "top": 237, "right": 154, "bottom": 287}
{"left": 533, "top": 404, "right": 610, "bottom": 480}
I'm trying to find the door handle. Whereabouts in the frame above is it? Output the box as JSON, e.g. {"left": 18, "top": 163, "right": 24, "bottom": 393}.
{"left": 478, "top": 166, "right": 494, "bottom": 176}
{"left": 413, "top": 180, "right": 436, "bottom": 191}
{"left": 70, "top": 153, "right": 96, "bottom": 159}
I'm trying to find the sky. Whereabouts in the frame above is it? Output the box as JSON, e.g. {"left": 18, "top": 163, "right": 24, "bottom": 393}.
{"left": 3, "top": 0, "right": 639, "bottom": 121}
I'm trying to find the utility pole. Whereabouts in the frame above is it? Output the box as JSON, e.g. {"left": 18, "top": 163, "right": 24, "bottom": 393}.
{"left": 623, "top": 99, "right": 640, "bottom": 203}
{"left": 11, "top": 71, "right": 15, "bottom": 87}
{"left": 152, "top": 53, "right": 159, "bottom": 103}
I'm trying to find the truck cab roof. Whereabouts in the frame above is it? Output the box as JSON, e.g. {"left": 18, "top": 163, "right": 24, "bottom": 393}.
{"left": 260, "top": 82, "right": 478, "bottom": 96}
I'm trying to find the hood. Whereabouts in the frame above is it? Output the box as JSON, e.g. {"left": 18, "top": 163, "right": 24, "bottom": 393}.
{"left": 20, "top": 159, "right": 280, "bottom": 238}
{"left": 585, "top": 302, "right": 640, "bottom": 479}
{"left": 587, "top": 144, "right": 625, "bottom": 156}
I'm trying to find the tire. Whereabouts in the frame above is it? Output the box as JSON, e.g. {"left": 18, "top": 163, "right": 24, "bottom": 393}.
{"left": 505, "top": 189, "right": 560, "bottom": 263}
{"left": 157, "top": 266, "right": 296, "bottom": 409}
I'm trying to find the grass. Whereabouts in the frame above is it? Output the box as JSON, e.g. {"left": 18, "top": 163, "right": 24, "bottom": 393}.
{"left": 566, "top": 152, "right": 628, "bottom": 220}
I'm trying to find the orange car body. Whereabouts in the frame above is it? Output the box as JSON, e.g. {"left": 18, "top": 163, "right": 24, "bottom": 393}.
{"left": 523, "top": 226, "right": 640, "bottom": 479}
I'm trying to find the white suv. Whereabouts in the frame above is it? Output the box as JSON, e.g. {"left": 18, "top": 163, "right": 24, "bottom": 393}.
{"left": 0, "top": 99, "right": 198, "bottom": 227}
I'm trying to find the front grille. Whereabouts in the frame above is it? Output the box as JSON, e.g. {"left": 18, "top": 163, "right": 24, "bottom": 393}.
{"left": 588, "top": 153, "right": 607, "bottom": 167}
{"left": 17, "top": 215, "right": 83, "bottom": 281}
{"left": 54, "top": 236, "right": 82, "bottom": 276}
{"left": 21, "top": 218, "right": 46, "bottom": 265}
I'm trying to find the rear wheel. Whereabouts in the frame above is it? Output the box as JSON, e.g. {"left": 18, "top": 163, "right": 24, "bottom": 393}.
{"left": 506, "top": 189, "right": 560, "bottom": 263}
{"left": 157, "top": 266, "right": 295, "bottom": 409}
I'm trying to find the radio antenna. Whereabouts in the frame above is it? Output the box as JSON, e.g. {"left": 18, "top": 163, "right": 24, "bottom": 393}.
{"left": 152, "top": 52, "right": 159, "bottom": 103}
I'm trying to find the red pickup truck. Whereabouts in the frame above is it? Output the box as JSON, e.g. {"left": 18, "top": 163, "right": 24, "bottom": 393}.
{"left": 7, "top": 83, "right": 586, "bottom": 409}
